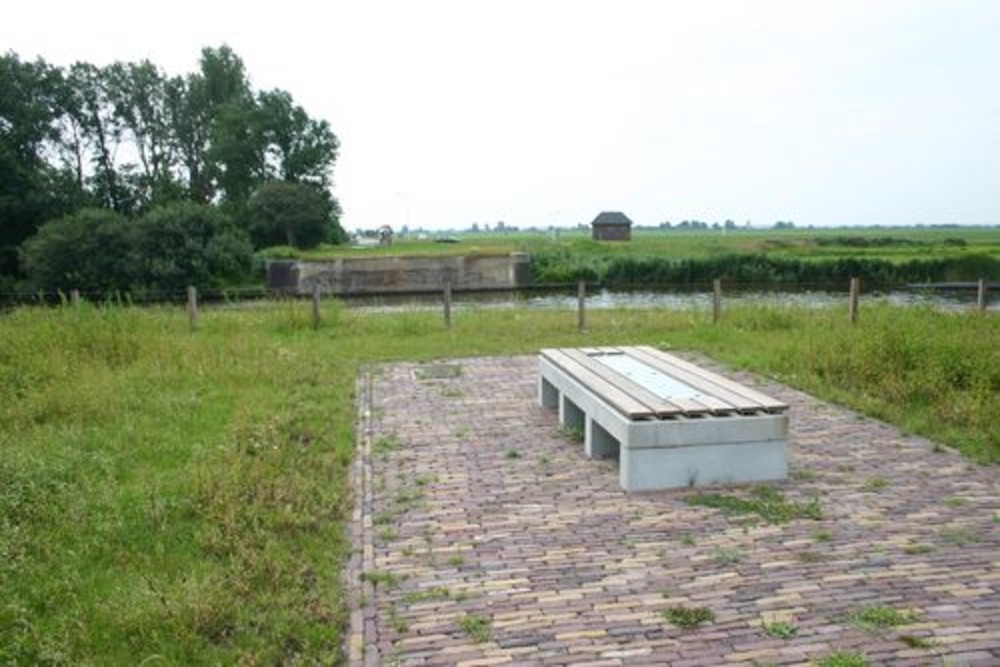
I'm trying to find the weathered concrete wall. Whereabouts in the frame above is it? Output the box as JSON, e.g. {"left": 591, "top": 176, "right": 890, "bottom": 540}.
{"left": 267, "top": 252, "right": 531, "bottom": 294}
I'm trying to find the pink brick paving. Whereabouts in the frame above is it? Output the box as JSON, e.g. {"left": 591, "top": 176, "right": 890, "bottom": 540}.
{"left": 347, "top": 354, "right": 999, "bottom": 666}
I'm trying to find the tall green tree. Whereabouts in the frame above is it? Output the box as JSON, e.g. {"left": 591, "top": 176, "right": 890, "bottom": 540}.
{"left": 3, "top": 44, "right": 345, "bottom": 281}
{"left": 246, "top": 181, "right": 343, "bottom": 249}
{"left": 104, "top": 60, "right": 182, "bottom": 209}
{"left": 164, "top": 72, "right": 213, "bottom": 203}
{"left": 198, "top": 46, "right": 255, "bottom": 206}
{"left": 63, "top": 62, "right": 139, "bottom": 213}
{"left": 0, "top": 52, "right": 83, "bottom": 276}
{"left": 256, "top": 89, "right": 339, "bottom": 187}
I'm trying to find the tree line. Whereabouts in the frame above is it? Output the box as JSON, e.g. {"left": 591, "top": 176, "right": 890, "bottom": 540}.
{"left": 1, "top": 45, "right": 345, "bottom": 293}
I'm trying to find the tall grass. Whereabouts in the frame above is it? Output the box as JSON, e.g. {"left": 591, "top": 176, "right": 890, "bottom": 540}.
{"left": 714, "top": 304, "right": 998, "bottom": 462}
{"left": 0, "top": 301, "right": 996, "bottom": 663}
{"left": 532, "top": 250, "right": 999, "bottom": 285}
{"left": 1, "top": 305, "right": 353, "bottom": 664}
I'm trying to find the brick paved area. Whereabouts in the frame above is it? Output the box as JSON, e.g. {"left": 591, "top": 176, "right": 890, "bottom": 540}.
{"left": 348, "top": 355, "right": 999, "bottom": 666}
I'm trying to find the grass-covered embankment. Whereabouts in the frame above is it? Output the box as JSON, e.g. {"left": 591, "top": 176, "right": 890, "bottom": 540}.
{"left": 530, "top": 247, "right": 999, "bottom": 285}
{"left": 1, "top": 302, "right": 996, "bottom": 663}
{"left": 266, "top": 227, "right": 1000, "bottom": 287}
{"left": 528, "top": 230, "right": 1000, "bottom": 285}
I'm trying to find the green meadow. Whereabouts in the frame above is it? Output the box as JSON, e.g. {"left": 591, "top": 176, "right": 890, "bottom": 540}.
{"left": 282, "top": 227, "right": 1000, "bottom": 263}
{"left": 269, "top": 227, "right": 1000, "bottom": 286}
{"left": 1, "top": 301, "right": 997, "bottom": 663}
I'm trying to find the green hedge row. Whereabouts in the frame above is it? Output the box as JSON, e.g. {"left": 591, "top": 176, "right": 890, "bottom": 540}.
{"left": 531, "top": 251, "right": 998, "bottom": 286}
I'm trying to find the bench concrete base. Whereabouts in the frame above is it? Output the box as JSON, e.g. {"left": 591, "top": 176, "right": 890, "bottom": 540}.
{"left": 540, "top": 356, "right": 788, "bottom": 492}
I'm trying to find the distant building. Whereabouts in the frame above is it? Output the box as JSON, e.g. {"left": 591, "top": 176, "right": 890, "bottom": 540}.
{"left": 378, "top": 224, "right": 394, "bottom": 245}
{"left": 591, "top": 211, "right": 633, "bottom": 241}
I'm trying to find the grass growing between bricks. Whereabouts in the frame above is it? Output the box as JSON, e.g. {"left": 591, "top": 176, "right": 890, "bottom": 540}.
{"left": 938, "top": 526, "right": 979, "bottom": 546}
{"left": 361, "top": 571, "right": 401, "bottom": 589}
{"left": 456, "top": 614, "right": 491, "bottom": 643}
{"left": 817, "top": 652, "right": 868, "bottom": 667}
{"left": 898, "top": 634, "right": 939, "bottom": 650}
{"left": 662, "top": 606, "right": 715, "bottom": 629}
{"left": 0, "top": 301, "right": 995, "bottom": 662}
{"left": 903, "top": 543, "right": 933, "bottom": 555}
{"left": 848, "top": 605, "right": 919, "bottom": 633}
{"left": 401, "top": 587, "right": 452, "bottom": 604}
{"left": 557, "top": 424, "right": 585, "bottom": 442}
{"left": 373, "top": 434, "right": 402, "bottom": 457}
{"left": 684, "top": 484, "right": 823, "bottom": 523}
{"left": 762, "top": 621, "right": 798, "bottom": 639}
{"left": 712, "top": 547, "right": 743, "bottom": 564}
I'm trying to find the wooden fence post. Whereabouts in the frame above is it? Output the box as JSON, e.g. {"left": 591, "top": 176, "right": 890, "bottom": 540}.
{"left": 712, "top": 278, "right": 722, "bottom": 324}
{"left": 977, "top": 278, "right": 987, "bottom": 313}
{"left": 577, "top": 279, "right": 586, "bottom": 332}
{"left": 443, "top": 280, "right": 452, "bottom": 327}
{"left": 849, "top": 277, "right": 860, "bottom": 324}
{"left": 311, "top": 283, "right": 322, "bottom": 329}
{"left": 187, "top": 285, "right": 198, "bottom": 331}
{"left": 70, "top": 289, "right": 80, "bottom": 311}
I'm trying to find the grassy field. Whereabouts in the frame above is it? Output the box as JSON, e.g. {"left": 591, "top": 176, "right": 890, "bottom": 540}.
{"left": 1, "top": 301, "right": 997, "bottom": 664}
{"left": 279, "top": 226, "right": 1000, "bottom": 262}
{"left": 266, "top": 227, "right": 1000, "bottom": 287}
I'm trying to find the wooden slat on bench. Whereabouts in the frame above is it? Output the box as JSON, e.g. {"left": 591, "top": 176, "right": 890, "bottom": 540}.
{"left": 540, "top": 349, "right": 658, "bottom": 419}
{"left": 629, "top": 346, "right": 789, "bottom": 412}
{"left": 587, "top": 346, "right": 736, "bottom": 414}
{"left": 615, "top": 346, "right": 760, "bottom": 413}
{"left": 559, "top": 348, "right": 693, "bottom": 417}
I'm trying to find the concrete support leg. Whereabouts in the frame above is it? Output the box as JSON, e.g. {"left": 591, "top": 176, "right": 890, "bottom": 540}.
{"left": 586, "top": 417, "right": 620, "bottom": 459}
{"left": 559, "top": 395, "right": 585, "bottom": 434}
{"left": 619, "top": 446, "right": 633, "bottom": 491}
{"left": 539, "top": 376, "right": 559, "bottom": 409}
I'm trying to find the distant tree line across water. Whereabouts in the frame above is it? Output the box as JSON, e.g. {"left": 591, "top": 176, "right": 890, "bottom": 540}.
{"left": 1, "top": 45, "right": 345, "bottom": 293}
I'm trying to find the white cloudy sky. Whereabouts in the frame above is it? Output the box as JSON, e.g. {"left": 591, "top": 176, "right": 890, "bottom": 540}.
{"left": 3, "top": 0, "right": 999, "bottom": 229}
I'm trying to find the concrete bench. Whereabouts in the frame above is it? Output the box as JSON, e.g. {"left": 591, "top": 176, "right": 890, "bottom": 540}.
{"left": 538, "top": 346, "right": 789, "bottom": 492}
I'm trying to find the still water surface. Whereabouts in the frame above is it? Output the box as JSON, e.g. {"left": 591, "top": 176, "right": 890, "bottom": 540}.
{"left": 341, "top": 286, "right": 994, "bottom": 312}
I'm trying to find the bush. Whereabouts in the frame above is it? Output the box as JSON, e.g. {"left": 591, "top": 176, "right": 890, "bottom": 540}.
{"left": 21, "top": 203, "right": 253, "bottom": 294}
{"left": 20, "top": 208, "right": 133, "bottom": 292}
{"left": 128, "top": 202, "right": 253, "bottom": 291}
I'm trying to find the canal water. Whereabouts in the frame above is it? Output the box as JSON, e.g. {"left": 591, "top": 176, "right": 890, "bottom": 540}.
{"left": 340, "top": 285, "right": 995, "bottom": 312}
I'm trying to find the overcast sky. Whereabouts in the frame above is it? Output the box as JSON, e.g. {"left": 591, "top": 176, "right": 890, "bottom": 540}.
{"left": 3, "top": 1, "right": 999, "bottom": 230}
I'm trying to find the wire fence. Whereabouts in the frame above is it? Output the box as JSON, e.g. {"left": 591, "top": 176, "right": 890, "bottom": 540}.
{"left": 1, "top": 278, "right": 993, "bottom": 325}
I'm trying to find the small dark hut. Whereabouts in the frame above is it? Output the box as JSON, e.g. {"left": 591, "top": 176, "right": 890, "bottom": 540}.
{"left": 591, "top": 211, "right": 633, "bottom": 241}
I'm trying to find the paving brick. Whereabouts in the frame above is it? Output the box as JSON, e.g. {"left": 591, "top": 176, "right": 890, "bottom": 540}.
{"left": 347, "top": 355, "right": 1000, "bottom": 666}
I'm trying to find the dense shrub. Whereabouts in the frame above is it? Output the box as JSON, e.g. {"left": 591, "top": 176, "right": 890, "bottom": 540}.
{"left": 129, "top": 203, "right": 253, "bottom": 291}
{"left": 529, "top": 247, "right": 603, "bottom": 283}
{"left": 812, "top": 236, "right": 923, "bottom": 248}
{"left": 20, "top": 208, "right": 134, "bottom": 292}
{"left": 531, "top": 251, "right": 999, "bottom": 286}
{"left": 21, "top": 203, "right": 253, "bottom": 293}
{"left": 601, "top": 254, "right": 957, "bottom": 286}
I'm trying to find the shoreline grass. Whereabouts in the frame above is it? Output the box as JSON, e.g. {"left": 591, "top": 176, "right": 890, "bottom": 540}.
{"left": 0, "top": 301, "right": 996, "bottom": 663}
